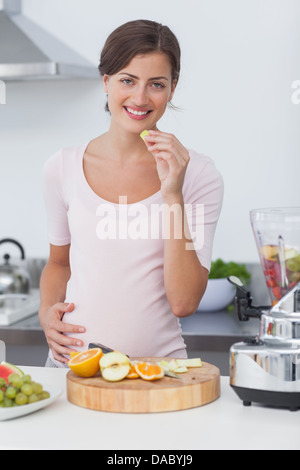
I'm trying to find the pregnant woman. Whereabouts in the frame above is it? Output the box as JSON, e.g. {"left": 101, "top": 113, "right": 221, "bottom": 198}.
{"left": 39, "top": 19, "right": 224, "bottom": 367}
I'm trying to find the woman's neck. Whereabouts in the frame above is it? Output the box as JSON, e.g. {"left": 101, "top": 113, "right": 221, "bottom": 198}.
{"left": 102, "top": 122, "right": 155, "bottom": 164}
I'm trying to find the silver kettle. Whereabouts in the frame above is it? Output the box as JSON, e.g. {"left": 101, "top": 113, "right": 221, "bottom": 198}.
{"left": 0, "top": 239, "right": 31, "bottom": 295}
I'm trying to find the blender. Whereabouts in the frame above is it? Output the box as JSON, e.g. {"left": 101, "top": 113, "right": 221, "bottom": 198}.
{"left": 229, "top": 207, "right": 300, "bottom": 411}
{"left": 250, "top": 208, "right": 300, "bottom": 305}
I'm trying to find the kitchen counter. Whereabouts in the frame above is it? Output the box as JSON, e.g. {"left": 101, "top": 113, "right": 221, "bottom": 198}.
{"left": 1, "top": 366, "right": 299, "bottom": 450}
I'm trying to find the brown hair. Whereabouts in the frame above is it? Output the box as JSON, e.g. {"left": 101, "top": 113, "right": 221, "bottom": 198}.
{"left": 99, "top": 20, "right": 181, "bottom": 112}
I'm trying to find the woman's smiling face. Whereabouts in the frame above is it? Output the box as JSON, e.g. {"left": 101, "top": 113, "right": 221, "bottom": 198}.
{"left": 103, "top": 52, "right": 177, "bottom": 133}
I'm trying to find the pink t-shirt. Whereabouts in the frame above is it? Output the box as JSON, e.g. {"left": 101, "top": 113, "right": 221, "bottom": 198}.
{"left": 43, "top": 141, "right": 223, "bottom": 366}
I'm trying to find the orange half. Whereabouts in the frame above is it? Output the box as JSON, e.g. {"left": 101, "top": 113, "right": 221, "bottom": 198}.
{"left": 134, "top": 362, "right": 164, "bottom": 381}
{"left": 69, "top": 351, "right": 80, "bottom": 359}
{"left": 68, "top": 348, "right": 103, "bottom": 378}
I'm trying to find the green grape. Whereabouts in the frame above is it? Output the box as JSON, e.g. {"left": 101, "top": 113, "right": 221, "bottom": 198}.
{"left": 2, "top": 397, "right": 13, "bottom": 408}
{"left": 0, "top": 378, "right": 7, "bottom": 387}
{"left": 8, "top": 375, "right": 23, "bottom": 389}
{"left": 0, "top": 374, "right": 49, "bottom": 407}
{"left": 39, "top": 391, "right": 50, "bottom": 400}
{"left": 31, "top": 382, "right": 43, "bottom": 394}
{"left": 8, "top": 373, "right": 20, "bottom": 384}
{"left": 28, "top": 393, "right": 39, "bottom": 404}
{"left": 15, "top": 392, "right": 28, "bottom": 406}
{"left": 21, "top": 384, "right": 33, "bottom": 396}
{"left": 21, "top": 374, "right": 32, "bottom": 384}
{"left": 6, "top": 386, "right": 17, "bottom": 400}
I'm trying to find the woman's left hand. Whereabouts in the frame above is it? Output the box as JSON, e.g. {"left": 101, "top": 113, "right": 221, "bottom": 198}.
{"left": 144, "top": 130, "right": 190, "bottom": 201}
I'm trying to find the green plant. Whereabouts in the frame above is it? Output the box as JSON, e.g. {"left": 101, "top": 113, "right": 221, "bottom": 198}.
{"left": 209, "top": 258, "right": 251, "bottom": 285}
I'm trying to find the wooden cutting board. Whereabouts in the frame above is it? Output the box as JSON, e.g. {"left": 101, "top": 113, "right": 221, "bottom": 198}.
{"left": 66, "top": 358, "right": 220, "bottom": 413}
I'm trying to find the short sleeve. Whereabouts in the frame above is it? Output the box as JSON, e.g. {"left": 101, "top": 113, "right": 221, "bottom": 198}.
{"left": 42, "top": 150, "right": 71, "bottom": 246}
{"left": 184, "top": 151, "right": 224, "bottom": 272}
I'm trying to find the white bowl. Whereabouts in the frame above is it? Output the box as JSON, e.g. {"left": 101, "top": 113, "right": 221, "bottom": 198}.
{"left": 197, "top": 278, "right": 236, "bottom": 312}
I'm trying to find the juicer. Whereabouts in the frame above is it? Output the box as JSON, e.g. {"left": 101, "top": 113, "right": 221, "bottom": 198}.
{"left": 229, "top": 207, "right": 300, "bottom": 411}
{"left": 229, "top": 277, "right": 300, "bottom": 411}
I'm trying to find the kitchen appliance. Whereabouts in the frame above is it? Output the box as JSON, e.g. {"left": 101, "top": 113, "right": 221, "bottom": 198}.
{"left": 0, "top": 239, "right": 40, "bottom": 325}
{"left": 228, "top": 207, "right": 300, "bottom": 410}
{"left": 0, "top": 238, "right": 31, "bottom": 295}
{"left": 250, "top": 207, "right": 300, "bottom": 305}
{"left": 0, "top": 0, "right": 98, "bottom": 80}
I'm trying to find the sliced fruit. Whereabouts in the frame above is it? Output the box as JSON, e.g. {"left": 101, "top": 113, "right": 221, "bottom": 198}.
{"left": 286, "top": 255, "right": 300, "bottom": 272}
{"left": 285, "top": 248, "right": 299, "bottom": 260}
{"left": 100, "top": 352, "right": 130, "bottom": 382}
{"left": 272, "top": 286, "right": 282, "bottom": 300}
{"left": 158, "top": 360, "right": 170, "bottom": 372}
{"left": 126, "top": 363, "right": 139, "bottom": 379}
{"left": 288, "top": 271, "right": 300, "bottom": 283}
{"left": 167, "top": 359, "right": 179, "bottom": 372}
{"left": 0, "top": 362, "right": 24, "bottom": 384}
{"left": 158, "top": 357, "right": 202, "bottom": 375}
{"left": 261, "top": 245, "right": 279, "bottom": 261}
{"left": 134, "top": 362, "right": 164, "bottom": 381}
{"left": 173, "top": 366, "right": 188, "bottom": 373}
{"left": 140, "top": 130, "right": 150, "bottom": 142}
{"left": 266, "top": 278, "right": 276, "bottom": 288}
{"left": 177, "top": 358, "right": 202, "bottom": 368}
{"left": 69, "top": 351, "right": 80, "bottom": 359}
{"left": 68, "top": 348, "right": 103, "bottom": 378}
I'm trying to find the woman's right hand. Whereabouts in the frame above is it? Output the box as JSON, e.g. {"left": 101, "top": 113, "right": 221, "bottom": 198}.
{"left": 40, "top": 302, "right": 86, "bottom": 364}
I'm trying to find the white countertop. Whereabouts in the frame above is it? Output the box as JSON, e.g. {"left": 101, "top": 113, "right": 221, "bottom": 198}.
{"left": 1, "top": 366, "right": 300, "bottom": 450}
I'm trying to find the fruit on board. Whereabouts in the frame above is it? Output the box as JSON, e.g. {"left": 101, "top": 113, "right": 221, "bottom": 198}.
{"left": 158, "top": 358, "right": 202, "bottom": 374}
{"left": 134, "top": 362, "right": 164, "bottom": 381}
{"left": 69, "top": 351, "right": 80, "bottom": 359}
{"left": 140, "top": 130, "right": 150, "bottom": 142}
{"left": 126, "top": 363, "right": 139, "bottom": 379}
{"left": 177, "top": 358, "right": 202, "bottom": 368}
{"left": 68, "top": 348, "right": 103, "bottom": 378}
{"left": 100, "top": 352, "right": 130, "bottom": 382}
{"left": 166, "top": 359, "right": 179, "bottom": 372}
{"left": 173, "top": 366, "right": 188, "bottom": 373}
{"left": 0, "top": 362, "right": 24, "bottom": 384}
{"left": 0, "top": 373, "right": 50, "bottom": 408}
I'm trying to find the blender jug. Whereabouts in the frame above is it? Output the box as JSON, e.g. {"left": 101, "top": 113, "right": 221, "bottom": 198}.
{"left": 250, "top": 207, "right": 300, "bottom": 306}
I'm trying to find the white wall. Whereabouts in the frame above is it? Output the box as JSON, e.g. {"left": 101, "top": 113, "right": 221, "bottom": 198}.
{"left": 1, "top": 0, "right": 300, "bottom": 262}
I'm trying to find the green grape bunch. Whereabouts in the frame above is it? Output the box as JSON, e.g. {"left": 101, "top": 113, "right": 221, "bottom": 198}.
{"left": 0, "top": 374, "right": 50, "bottom": 408}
